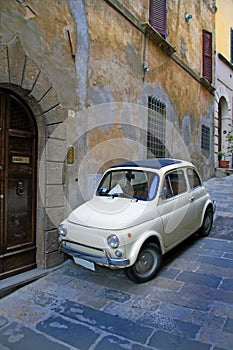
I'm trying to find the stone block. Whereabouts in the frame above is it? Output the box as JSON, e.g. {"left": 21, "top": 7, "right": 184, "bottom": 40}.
{"left": 0, "top": 44, "right": 9, "bottom": 82}
{"left": 45, "top": 229, "right": 59, "bottom": 254}
{"left": 8, "top": 37, "right": 25, "bottom": 85}
{"left": 176, "top": 271, "right": 222, "bottom": 288}
{"left": 45, "top": 251, "right": 64, "bottom": 269}
{"left": 31, "top": 70, "right": 51, "bottom": 101}
{"left": 22, "top": 56, "right": 40, "bottom": 91}
{"left": 46, "top": 138, "right": 67, "bottom": 162}
{"left": 45, "top": 206, "right": 66, "bottom": 230}
{"left": 223, "top": 318, "right": 233, "bottom": 334}
{"left": 46, "top": 162, "right": 64, "bottom": 185}
{"left": 149, "top": 330, "right": 211, "bottom": 350}
{"left": 39, "top": 87, "right": 60, "bottom": 112}
{"left": 0, "top": 322, "right": 68, "bottom": 350}
{"left": 37, "top": 315, "right": 100, "bottom": 349}
{"left": 47, "top": 123, "right": 66, "bottom": 140}
{"left": 43, "top": 104, "right": 67, "bottom": 125}
{"left": 46, "top": 184, "right": 65, "bottom": 207}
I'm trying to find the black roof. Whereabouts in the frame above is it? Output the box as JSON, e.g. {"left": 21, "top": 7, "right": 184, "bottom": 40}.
{"left": 111, "top": 158, "right": 182, "bottom": 169}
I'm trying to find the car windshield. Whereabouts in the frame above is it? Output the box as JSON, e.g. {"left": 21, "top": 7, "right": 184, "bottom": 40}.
{"left": 97, "top": 169, "right": 159, "bottom": 201}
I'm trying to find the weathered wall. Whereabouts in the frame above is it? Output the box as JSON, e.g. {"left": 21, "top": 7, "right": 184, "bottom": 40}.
{"left": 0, "top": 0, "right": 78, "bottom": 269}
{"left": 216, "top": 0, "right": 233, "bottom": 61}
{"left": 0, "top": 0, "right": 77, "bottom": 107}
{"left": 73, "top": 0, "right": 216, "bottom": 184}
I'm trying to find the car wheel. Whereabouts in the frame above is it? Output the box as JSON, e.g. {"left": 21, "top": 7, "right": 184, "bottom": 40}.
{"left": 198, "top": 207, "right": 213, "bottom": 237}
{"left": 125, "top": 243, "right": 162, "bottom": 283}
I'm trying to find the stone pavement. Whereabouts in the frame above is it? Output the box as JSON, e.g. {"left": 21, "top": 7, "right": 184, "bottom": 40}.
{"left": 0, "top": 175, "right": 233, "bottom": 350}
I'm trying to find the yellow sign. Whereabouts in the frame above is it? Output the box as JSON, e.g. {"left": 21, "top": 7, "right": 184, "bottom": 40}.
{"left": 12, "top": 156, "right": 30, "bottom": 164}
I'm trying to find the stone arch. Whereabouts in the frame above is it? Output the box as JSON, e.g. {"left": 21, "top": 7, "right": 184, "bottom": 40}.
{"left": 214, "top": 85, "right": 232, "bottom": 168}
{"left": 0, "top": 37, "right": 67, "bottom": 269}
{"left": 215, "top": 85, "right": 231, "bottom": 110}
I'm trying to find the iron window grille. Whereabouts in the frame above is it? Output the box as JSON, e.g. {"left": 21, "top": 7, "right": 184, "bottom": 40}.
{"left": 201, "top": 125, "right": 210, "bottom": 151}
{"left": 147, "top": 96, "right": 166, "bottom": 158}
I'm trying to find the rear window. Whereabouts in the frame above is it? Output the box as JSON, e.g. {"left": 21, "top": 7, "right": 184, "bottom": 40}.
{"left": 187, "top": 168, "right": 202, "bottom": 189}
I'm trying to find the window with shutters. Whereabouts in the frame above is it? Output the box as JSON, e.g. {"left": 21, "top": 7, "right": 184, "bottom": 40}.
{"left": 202, "top": 30, "right": 213, "bottom": 84}
{"left": 147, "top": 96, "right": 166, "bottom": 158}
{"left": 231, "top": 28, "right": 233, "bottom": 64}
{"left": 149, "top": 0, "right": 167, "bottom": 38}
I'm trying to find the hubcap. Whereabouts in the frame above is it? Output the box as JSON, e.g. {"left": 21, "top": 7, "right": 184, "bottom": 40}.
{"left": 135, "top": 250, "right": 157, "bottom": 275}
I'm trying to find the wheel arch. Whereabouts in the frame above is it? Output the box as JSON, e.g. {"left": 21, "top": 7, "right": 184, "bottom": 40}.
{"left": 127, "top": 232, "right": 164, "bottom": 266}
{"left": 200, "top": 200, "right": 214, "bottom": 226}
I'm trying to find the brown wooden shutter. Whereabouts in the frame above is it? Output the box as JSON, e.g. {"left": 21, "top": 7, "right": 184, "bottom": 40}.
{"left": 202, "top": 30, "right": 213, "bottom": 83}
{"left": 149, "top": 0, "right": 167, "bottom": 38}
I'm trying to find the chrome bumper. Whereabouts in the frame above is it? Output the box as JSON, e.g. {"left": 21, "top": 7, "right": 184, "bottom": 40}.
{"left": 59, "top": 239, "right": 130, "bottom": 267}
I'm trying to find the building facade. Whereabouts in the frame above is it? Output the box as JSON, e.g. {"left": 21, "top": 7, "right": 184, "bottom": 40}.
{"left": 214, "top": 0, "right": 233, "bottom": 169}
{"left": 0, "top": 0, "right": 216, "bottom": 278}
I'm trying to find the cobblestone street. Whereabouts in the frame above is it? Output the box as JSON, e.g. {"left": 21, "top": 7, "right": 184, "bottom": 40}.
{"left": 0, "top": 175, "right": 233, "bottom": 350}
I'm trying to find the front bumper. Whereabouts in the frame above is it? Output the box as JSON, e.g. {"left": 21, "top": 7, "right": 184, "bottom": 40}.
{"left": 59, "top": 239, "right": 130, "bottom": 268}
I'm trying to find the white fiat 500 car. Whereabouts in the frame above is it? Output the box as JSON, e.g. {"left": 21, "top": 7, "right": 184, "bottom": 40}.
{"left": 58, "top": 158, "right": 216, "bottom": 283}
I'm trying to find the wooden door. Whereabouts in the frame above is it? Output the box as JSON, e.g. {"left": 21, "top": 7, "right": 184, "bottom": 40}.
{"left": 0, "top": 90, "right": 37, "bottom": 279}
{"left": 218, "top": 102, "right": 222, "bottom": 153}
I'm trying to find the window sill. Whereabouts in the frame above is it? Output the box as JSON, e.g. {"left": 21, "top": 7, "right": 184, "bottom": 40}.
{"left": 141, "top": 22, "right": 176, "bottom": 57}
{"left": 200, "top": 77, "right": 215, "bottom": 94}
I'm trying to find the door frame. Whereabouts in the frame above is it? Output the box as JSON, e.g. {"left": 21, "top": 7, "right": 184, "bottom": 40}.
{"left": 0, "top": 37, "right": 67, "bottom": 273}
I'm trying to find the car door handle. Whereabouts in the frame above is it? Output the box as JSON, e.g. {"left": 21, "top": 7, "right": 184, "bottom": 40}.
{"left": 189, "top": 196, "right": 195, "bottom": 202}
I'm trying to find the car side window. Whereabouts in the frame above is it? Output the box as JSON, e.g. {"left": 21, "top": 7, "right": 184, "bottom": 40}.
{"left": 187, "top": 168, "right": 201, "bottom": 190}
{"left": 163, "top": 170, "right": 187, "bottom": 199}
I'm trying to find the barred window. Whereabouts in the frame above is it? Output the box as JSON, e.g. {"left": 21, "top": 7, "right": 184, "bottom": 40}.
{"left": 201, "top": 125, "right": 210, "bottom": 150}
{"left": 147, "top": 96, "right": 166, "bottom": 158}
{"left": 10, "top": 95, "right": 34, "bottom": 132}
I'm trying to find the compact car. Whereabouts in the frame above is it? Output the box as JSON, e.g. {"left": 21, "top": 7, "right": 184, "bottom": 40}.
{"left": 58, "top": 158, "right": 216, "bottom": 283}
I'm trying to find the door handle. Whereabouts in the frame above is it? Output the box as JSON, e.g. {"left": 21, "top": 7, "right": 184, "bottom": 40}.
{"left": 16, "top": 181, "right": 24, "bottom": 196}
{"left": 0, "top": 194, "right": 3, "bottom": 200}
{"left": 189, "top": 196, "right": 195, "bottom": 202}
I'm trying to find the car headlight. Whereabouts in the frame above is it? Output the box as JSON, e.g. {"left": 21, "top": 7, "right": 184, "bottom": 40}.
{"left": 58, "top": 224, "right": 67, "bottom": 236}
{"left": 107, "top": 234, "right": 119, "bottom": 249}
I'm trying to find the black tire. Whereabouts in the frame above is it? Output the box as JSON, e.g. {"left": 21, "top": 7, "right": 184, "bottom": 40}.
{"left": 125, "top": 243, "right": 162, "bottom": 283}
{"left": 198, "top": 207, "right": 213, "bottom": 237}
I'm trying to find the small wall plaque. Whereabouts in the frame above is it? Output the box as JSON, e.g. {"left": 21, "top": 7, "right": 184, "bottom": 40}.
{"left": 67, "top": 146, "right": 74, "bottom": 165}
{"left": 12, "top": 156, "right": 30, "bottom": 164}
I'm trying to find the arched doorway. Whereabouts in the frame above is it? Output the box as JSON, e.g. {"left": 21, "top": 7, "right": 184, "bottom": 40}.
{"left": 217, "top": 99, "right": 222, "bottom": 154}
{"left": 0, "top": 89, "right": 37, "bottom": 279}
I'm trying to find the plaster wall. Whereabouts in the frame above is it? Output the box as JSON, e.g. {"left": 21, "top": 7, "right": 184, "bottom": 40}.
{"left": 216, "top": 0, "right": 233, "bottom": 61}
{"left": 77, "top": 0, "right": 215, "bottom": 186}
{"left": 214, "top": 55, "right": 233, "bottom": 167}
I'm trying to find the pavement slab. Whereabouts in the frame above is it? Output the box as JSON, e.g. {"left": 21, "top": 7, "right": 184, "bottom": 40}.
{"left": 0, "top": 322, "right": 70, "bottom": 350}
